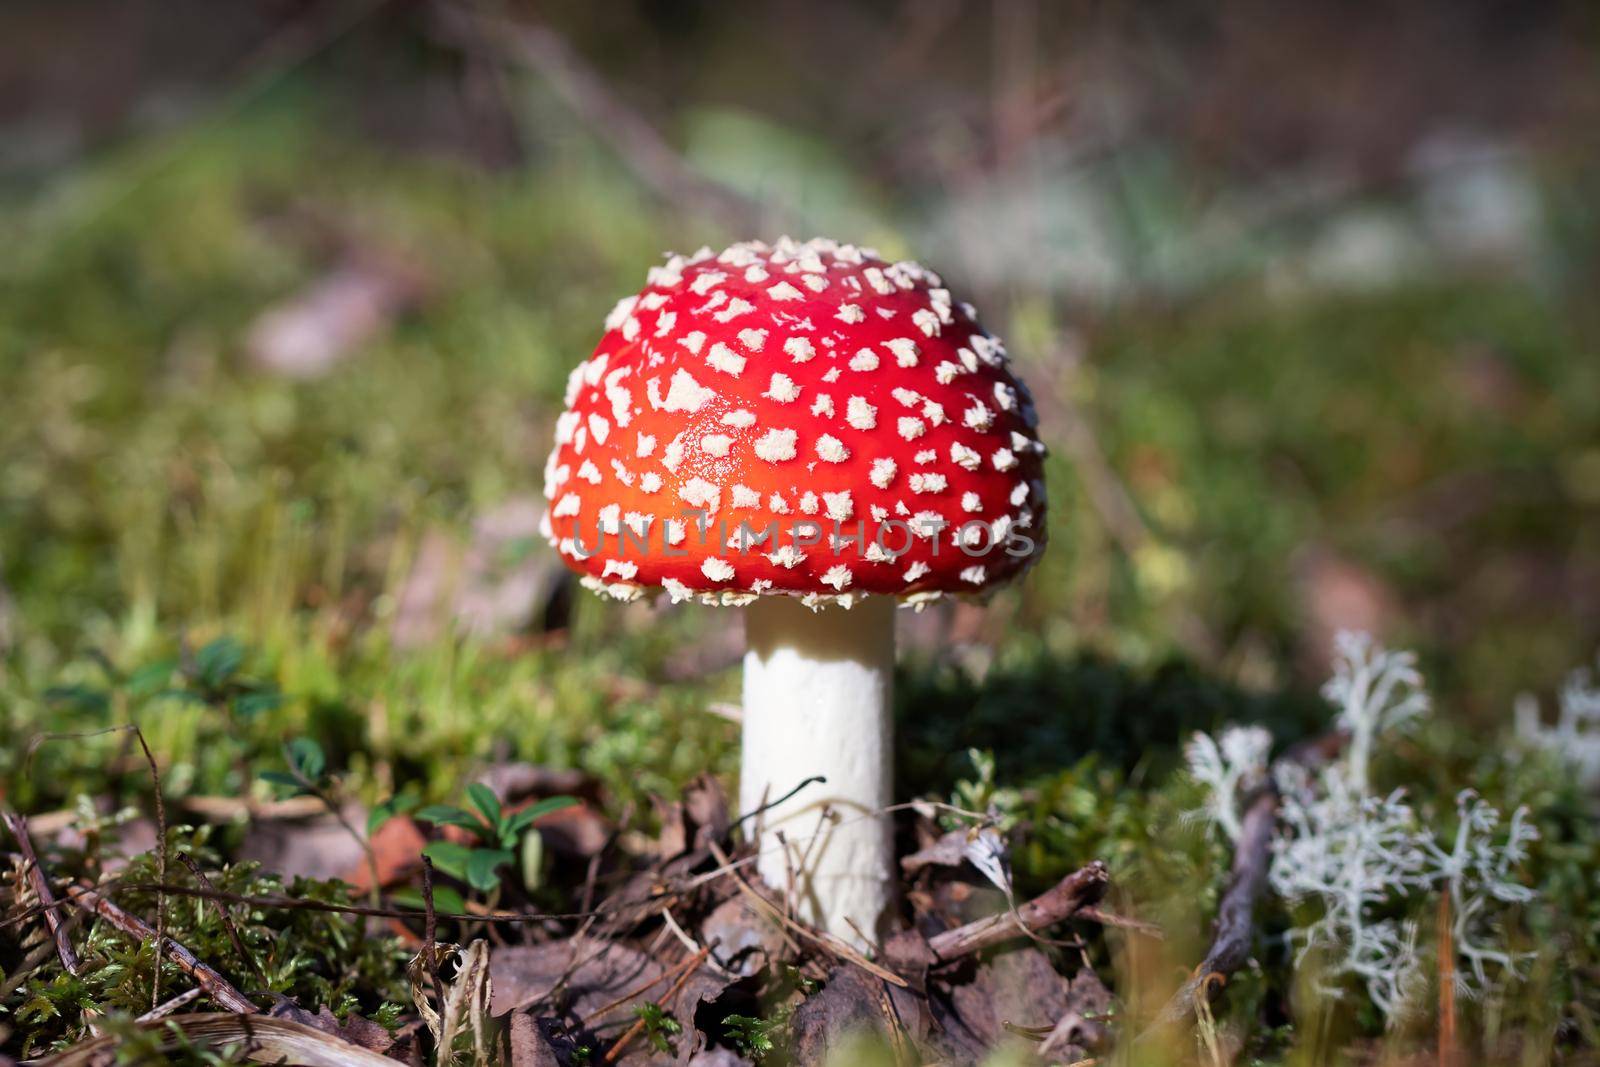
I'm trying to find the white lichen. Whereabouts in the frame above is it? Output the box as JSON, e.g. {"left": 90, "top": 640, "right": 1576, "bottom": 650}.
{"left": 1183, "top": 725, "right": 1272, "bottom": 843}
{"left": 1515, "top": 656, "right": 1600, "bottom": 788}
{"left": 1185, "top": 631, "right": 1540, "bottom": 1024}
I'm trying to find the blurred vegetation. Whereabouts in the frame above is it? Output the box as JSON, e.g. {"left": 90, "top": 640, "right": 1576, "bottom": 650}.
{"left": 2, "top": 2, "right": 1599, "bottom": 1061}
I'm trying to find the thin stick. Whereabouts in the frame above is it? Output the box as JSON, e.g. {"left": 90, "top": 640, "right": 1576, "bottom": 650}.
{"left": 136, "top": 987, "right": 204, "bottom": 1022}
{"left": 1150, "top": 786, "right": 1277, "bottom": 1028}
{"left": 177, "top": 853, "right": 265, "bottom": 984}
{"left": 1, "top": 884, "right": 607, "bottom": 931}
{"left": 926, "top": 861, "right": 1109, "bottom": 963}
{"left": 66, "top": 885, "right": 256, "bottom": 1014}
{"left": 1077, "top": 905, "right": 1164, "bottom": 938}
{"left": 1148, "top": 731, "right": 1346, "bottom": 1031}
{"left": 420, "top": 854, "right": 444, "bottom": 1015}
{"left": 584, "top": 942, "right": 707, "bottom": 1026}
{"left": 706, "top": 840, "right": 907, "bottom": 988}
{"left": 1438, "top": 891, "right": 1458, "bottom": 1067}
{"left": 602, "top": 945, "right": 711, "bottom": 1064}
{"left": 732, "top": 776, "right": 827, "bottom": 830}
{"left": 2, "top": 810, "right": 81, "bottom": 975}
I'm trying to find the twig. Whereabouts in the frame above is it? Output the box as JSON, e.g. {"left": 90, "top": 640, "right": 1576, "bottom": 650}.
{"left": 732, "top": 776, "right": 827, "bottom": 830}
{"left": 420, "top": 854, "right": 444, "bottom": 1015}
{"left": 603, "top": 945, "right": 711, "bottom": 1064}
{"left": 706, "top": 840, "right": 908, "bottom": 988}
{"left": 926, "top": 861, "right": 1109, "bottom": 963}
{"left": 127, "top": 726, "right": 170, "bottom": 1013}
{"left": 176, "top": 853, "right": 266, "bottom": 984}
{"left": 66, "top": 884, "right": 257, "bottom": 1014}
{"left": 2, "top": 810, "right": 81, "bottom": 975}
{"left": 136, "top": 987, "right": 204, "bottom": 1023}
{"left": 1077, "top": 905, "right": 1164, "bottom": 938}
{"left": 1438, "top": 890, "right": 1458, "bottom": 1067}
{"left": 1151, "top": 786, "right": 1277, "bottom": 1030}
{"left": 2, "top": 883, "right": 607, "bottom": 931}
{"left": 277, "top": 745, "right": 382, "bottom": 909}
{"left": 660, "top": 907, "right": 723, "bottom": 973}
{"left": 584, "top": 941, "right": 708, "bottom": 1027}
{"left": 1149, "top": 732, "right": 1347, "bottom": 1031}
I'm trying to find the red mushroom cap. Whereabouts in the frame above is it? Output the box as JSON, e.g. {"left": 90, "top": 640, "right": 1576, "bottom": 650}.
{"left": 540, "top": 237, "right": 1047, "bottom": 609}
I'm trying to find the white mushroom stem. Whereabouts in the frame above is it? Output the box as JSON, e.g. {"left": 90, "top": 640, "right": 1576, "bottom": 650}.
{"left": 740, "top": 595, "right": 896, "bottom": 949}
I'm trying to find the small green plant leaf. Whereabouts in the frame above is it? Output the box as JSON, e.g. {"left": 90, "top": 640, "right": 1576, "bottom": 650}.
{"left": 421, "top": 840, "right": 474, "bottom": 883}
{"left": 42, "top": 684, "right": 110, "bottom": 716}
{"left": 501, "top": 795, "right": 578, "bottom": 840}
{"left": 466, "top": 783, "right": 502, "bottom": 830}
{"left": 259, "top": 770, "right": 306, "bottom": 792}
{"left": 368, "top": 792, "right": 421, "bottom": 836}
{"left": 233, "top": 689, "right": 284, "bottom": 718}
{"left": 194, "top": 636, "right": 244, "bottom": 689}
{"left": 633, "top": 1003, "right": 681, "bottom": 1054}
{"left": 416, "top": 805, "right": 487, "bottom": 835}
{"left": 285, "top": 737, "right": 326, "bottom": 782}
{"left": 465, "top": 848, "right": 514, "bottom": 893}
{"left": 125, "top": 659, "right": 178, "bottom": 698}
{"left": 723, "top": 1014, "right": 776, "bottom": 1058}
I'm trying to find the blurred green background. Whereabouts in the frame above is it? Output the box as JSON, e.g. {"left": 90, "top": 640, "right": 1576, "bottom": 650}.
{"left": 1, "top": 0, "right": 1597, "bottom": 802}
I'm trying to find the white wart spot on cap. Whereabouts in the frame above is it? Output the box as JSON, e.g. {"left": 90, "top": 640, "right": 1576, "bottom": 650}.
{"left": 845, "top": 396, "right": 877, "bottom": 430}
{"left": 822, "top": 564, "right": 853, "bottom": 590}
{"left": 754, "top": 427, "right": 798, "bottom": 463}
{"left": 701, "top": 557, "right": 736, "bottom": 582}
{"left": 662, "top": 369, "right": 713, "bottom": 413}
{"left": 884, "top": 337, "right": 920, "bottom": 366}
{"left": 706, "top": 342, "right": 746, "bottom": 376}
{"left": 815, "top": 434, "right": 850, "bottom": 463}
{"left": 764, "top": 373, "right": 801, "bottom": 403}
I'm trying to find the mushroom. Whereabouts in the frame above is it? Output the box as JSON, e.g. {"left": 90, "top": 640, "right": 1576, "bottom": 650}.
{"left": 540, "top": 237, "right": 1046, "bottom": 946}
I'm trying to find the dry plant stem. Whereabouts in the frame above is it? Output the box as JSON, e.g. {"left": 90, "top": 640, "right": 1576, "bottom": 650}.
{"left": 66, "top": 885, "right": 257, "bottom": 1014}
{"left": 1438, "top": 891, "right": 1458, "bottom": 1067}
{"left": 177, "top": 853, "right": 266, "bottom": 984}
{"left": 420, "top": 855, "right": 445, "bottom": 1017}
{"left": 585, "top": 942, "right": 711, "bottom": 1028}
{"left": 927, "top": 861, "right": 1109, "bottom": 963}
{"left": 1152, "top": 786, "right": 1277, "bottom": 1028}
{"left": 2, "top": 810, "right": 81, "bottom": 975}
{"left": 4, "top": 883, "right": 605, "bottom": 931}
{"left": 602, "top": 945, "right": 712, "bottom": 1064}
{"left": 136, "top": 987, "right": 204, "bottom": 1023}
{"left": 1152, "top": 732, "right": 1347, "bottom": 1030}
{"left": 1077, "top": 905, "right": 1164, "bottom": 937}
{"left": 707, "top": 840, "right": 907, "bottom": 988}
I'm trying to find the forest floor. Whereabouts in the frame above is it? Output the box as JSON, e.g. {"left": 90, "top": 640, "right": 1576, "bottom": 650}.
{"left": 2, "top": 90, "right": 1599, "bottom": 1065}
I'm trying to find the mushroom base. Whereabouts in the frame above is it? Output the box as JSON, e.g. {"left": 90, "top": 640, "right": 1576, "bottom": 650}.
{"left": 740, "top": 595, "right": 896, "bottom": 949}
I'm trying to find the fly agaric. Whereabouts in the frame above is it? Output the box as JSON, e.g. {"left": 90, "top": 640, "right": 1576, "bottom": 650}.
{"left": 540, "top": 237, "right": 1046, "bottom": 945}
